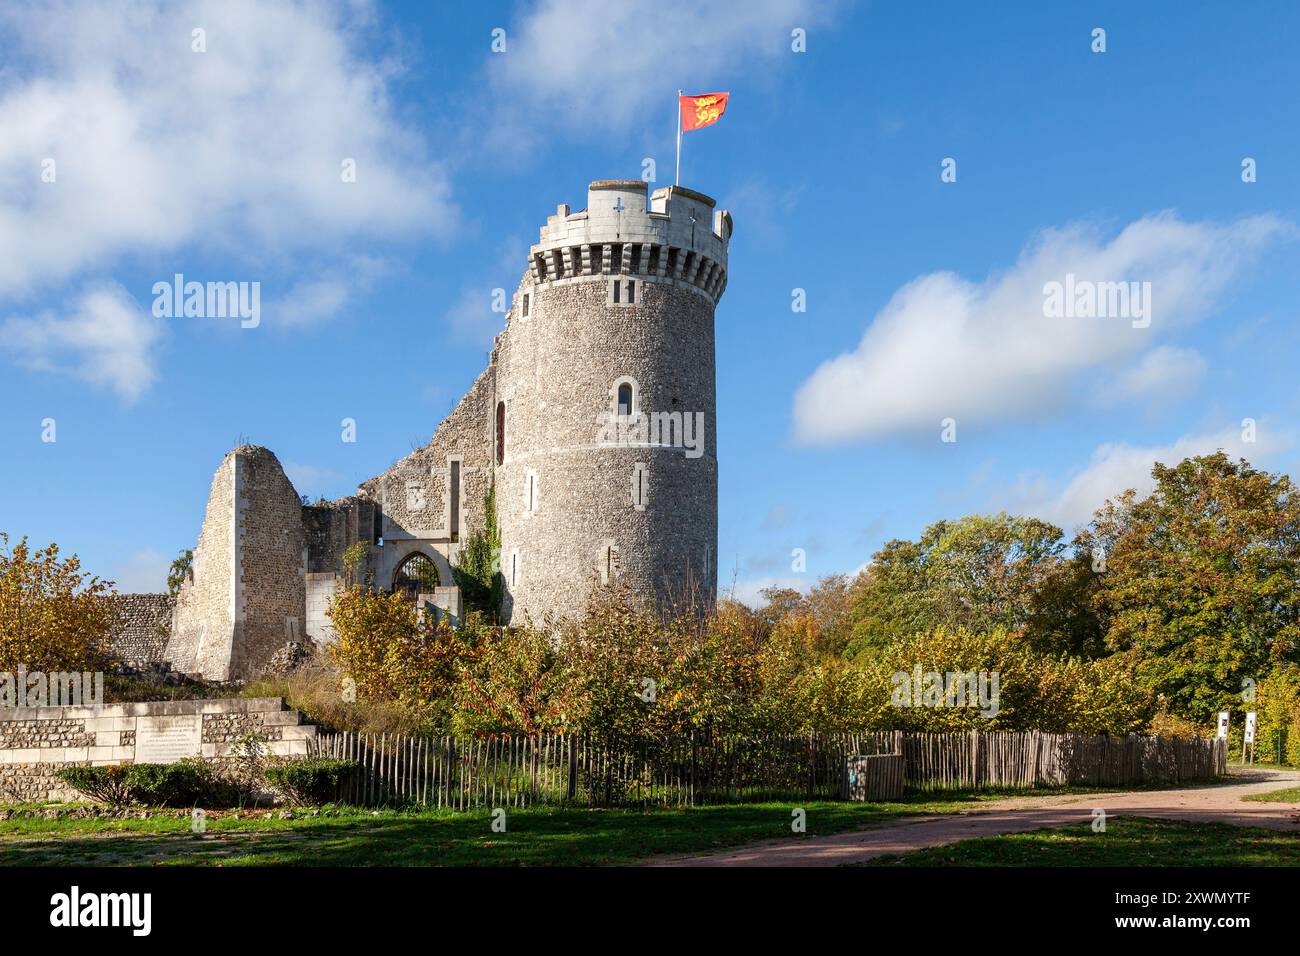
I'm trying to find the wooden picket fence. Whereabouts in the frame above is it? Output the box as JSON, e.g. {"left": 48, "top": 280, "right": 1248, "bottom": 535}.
{"left": 305, "top": 729, "right": 1226, "bottom": 809}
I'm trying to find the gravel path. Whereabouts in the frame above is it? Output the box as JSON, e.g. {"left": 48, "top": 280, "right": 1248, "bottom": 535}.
{"left": 652, "top": 767, "right": 1300, "bottom": 867}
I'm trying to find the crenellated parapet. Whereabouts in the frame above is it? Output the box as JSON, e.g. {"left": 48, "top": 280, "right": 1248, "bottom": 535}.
{"left": 526, "top": 181, "right": 732, "bottom": 304}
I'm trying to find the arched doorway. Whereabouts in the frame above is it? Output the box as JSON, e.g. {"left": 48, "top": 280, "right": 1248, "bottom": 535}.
{"left": 393, "top": 552, "right": 441, "bottom": 601}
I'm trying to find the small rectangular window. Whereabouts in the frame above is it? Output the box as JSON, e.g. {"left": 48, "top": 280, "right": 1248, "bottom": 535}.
{"left": 631, "top": 463, "right": 648, "bottom": 510}
{"left": 626, "top": 280, "right": 635, "bottom": 304}
{"left": 612, "top": 281, "right": 621, "bottom": 304}
{"left": 522, "top": 293, "right": 530, "bottom": 317}
{"left": 449, "top": 460, "right": 461, "bottom": 541}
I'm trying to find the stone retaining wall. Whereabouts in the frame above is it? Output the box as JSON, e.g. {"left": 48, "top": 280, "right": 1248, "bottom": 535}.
{"left": 0, "top": 697, "right": 315, "bottom": 803}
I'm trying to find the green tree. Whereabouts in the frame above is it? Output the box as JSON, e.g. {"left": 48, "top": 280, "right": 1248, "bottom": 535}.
{"left": 166, "top": 549, "right": 193, "bottom": 597}
{"left": 848, "top": 514, "right": 1067, "bottom": 656}
{"left": 1023, "top": 551, "right": 1106, "bottom": 658}
{"left": 1080, "top": 453, "right": 1300, "bottom": 722}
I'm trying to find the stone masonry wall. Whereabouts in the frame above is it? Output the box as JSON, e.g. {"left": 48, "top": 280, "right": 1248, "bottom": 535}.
{"left": 103, "top": 593, "right": 175, "bottom": 666}
{"left": 229, "top": 447, "right": 307, "bottom": 680}
{"left": 166, "top": 446, "right": 308, "bottom": 680}
{"left": 166, "top": 454, "right": 236, "bottom": 677}
{"left": 357, "top": 367, "right": 496, "bottom": 593}
{"left": 0, "top": 698, "right": 315, "bottom": 803}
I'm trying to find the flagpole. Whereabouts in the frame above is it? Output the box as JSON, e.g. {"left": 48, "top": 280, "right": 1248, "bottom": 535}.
{"left": 675, "top": 89, "right": 683, "bottom": 185}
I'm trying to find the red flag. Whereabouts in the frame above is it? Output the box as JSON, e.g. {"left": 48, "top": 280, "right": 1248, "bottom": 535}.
{"left": 680, "top": 92, "right": 729, "bottom": 132}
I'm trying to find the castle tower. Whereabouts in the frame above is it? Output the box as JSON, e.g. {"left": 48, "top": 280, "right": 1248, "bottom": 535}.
{"left": 493, "top": 180, "right": 732, "bottom": 623}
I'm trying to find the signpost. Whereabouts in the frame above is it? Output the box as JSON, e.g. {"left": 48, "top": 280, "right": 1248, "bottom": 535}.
{"left": 1243, "top": 711, "right": 1257, "bottom": 765}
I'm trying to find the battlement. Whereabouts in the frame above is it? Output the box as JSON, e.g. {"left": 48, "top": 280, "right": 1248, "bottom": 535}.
{"left": 527, "top": 180, "right": 732, "bottom": 303}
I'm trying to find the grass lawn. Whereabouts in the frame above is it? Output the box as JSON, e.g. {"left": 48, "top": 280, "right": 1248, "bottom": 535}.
{"left": 0, "top": 786, "right": 1099, "bottom": 867}
{"left": 1243, "top": 786, "right": 1300, "bottom": 803}
{"left": 0, "top": 802, "right": 931, "bottom": 867}
{"left": 863, "top": 816, "right": 1300, "bottom": 867}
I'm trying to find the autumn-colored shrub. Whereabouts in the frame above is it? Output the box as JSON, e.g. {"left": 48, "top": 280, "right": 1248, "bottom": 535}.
{"left": 0, "top": 532, "right": 115, "bottom": 673}
{"left": 325, "top": 584, "right": 470, "bottom": 729}
{"left": 454, "top": 623, "right": 570, "bottom": 736}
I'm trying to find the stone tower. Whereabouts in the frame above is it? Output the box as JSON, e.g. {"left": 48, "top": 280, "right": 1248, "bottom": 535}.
{"left": 157, "top": 179, "right": 733, "bottom": 680}
{"left": 493, "top": 180, "right": 732, "bottom": 623}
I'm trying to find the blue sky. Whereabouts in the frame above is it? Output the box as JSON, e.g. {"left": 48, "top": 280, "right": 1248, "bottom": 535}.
{"left": 1, "top": 0, "right": 1297, "bottom": 602}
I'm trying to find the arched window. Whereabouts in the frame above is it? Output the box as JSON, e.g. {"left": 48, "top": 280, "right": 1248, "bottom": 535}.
{"left": 617, "top": 382, "right": 633, "bottom": 417}
{"left": 495, "top": 401, "right": 505, "bottom": 465}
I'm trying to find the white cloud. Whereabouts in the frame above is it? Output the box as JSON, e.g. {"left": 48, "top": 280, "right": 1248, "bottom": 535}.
{"left": 1000, "top": 424, "right": 1291, "bottom": 532}
{"left": 1099, "top": 345, "right": 1207, "bottom": 406}
{"left": 108, "top": 547, "right": 171, "bottom": 593}
{"left": 792, "top": 213, "right": 1291, "bottom": 444}
{"left": 266, "top": 256, "right": 390, "bottom": 329}
{"left": 486, "top": 0, "right": 834, "bottom": 147}
{"left": 0, "top": 0, "right": 453, "bottom": 298}
{"left": 0, "top": 0, "right": 455, "bottom": 399}
{"left": 1, "top": 283, "right": 163, "bottom": 403}
{"left": 443, "top": 238, "right": 530, "bottom": 344}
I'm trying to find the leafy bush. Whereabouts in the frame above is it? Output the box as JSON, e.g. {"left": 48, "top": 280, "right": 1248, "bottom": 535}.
{"left": 266, "top": 759, "right": 359, "bottom": 805}
{"left": 0, "top": 532, "right": 114, "bottom": 673}
{"left": 326, "top": 584, "right": 470, "bottom": 726}
{"left": 848, "top": 625, "right": 1155, "bottom": 734}
{"left": 57, "top": 765, "right": 131, "bottom": 805}
{"left": 1254, "top": 666, "right": 1300, "bottom": 763}
{"left": 454, "top": 624, "right": 569, "bottom": 736}
{"left": 59, "top": 760, "right": 230, "bottom": 806}
{"left": 123, "top": 759, "right": 216, "bottom": 807}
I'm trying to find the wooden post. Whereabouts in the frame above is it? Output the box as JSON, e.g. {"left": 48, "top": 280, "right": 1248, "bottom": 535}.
{"left": 566, "top": 733, "right": 578, "bottom": 801}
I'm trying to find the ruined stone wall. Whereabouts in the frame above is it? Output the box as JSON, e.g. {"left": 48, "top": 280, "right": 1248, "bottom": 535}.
{"left": 166, "top": 455, "right": 236, "bottom": 678}
{"left": 166, "top": 447, "right": 307, "bottom": 680}
{"left": 303, "top": 496, "right": 379, "bottom": 575}
{"left": 357, "top": 367, "right": 496, "bottom": 591}
{"left": 229, "top": 448, "right": 307, "bottom": 680}
{"left": 103, "top": 593, "right": 175, "bottom": 666}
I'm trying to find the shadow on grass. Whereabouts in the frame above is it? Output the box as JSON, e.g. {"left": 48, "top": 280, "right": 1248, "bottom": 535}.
{"left": 1, "top": 777, "right": 1255, "bottom": 867}
{"left": 861, "top": 816, "right": 1300, "bottom": 867}
{"left": 0, "top": 802, "right": 925, "bottom": 867}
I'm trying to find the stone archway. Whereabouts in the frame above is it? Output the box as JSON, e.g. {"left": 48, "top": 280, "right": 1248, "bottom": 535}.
{"left": 392, "top": 551, "right": 444, "bottom": 601}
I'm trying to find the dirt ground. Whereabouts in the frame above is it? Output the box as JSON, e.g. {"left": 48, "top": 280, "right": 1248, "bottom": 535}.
{"left": 652, "top": 767, "right": 1300, "bottom": 867}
